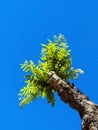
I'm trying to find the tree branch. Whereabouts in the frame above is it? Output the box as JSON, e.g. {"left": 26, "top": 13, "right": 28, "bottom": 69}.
{"left": 47, "top": 71, "right": 98, "bottom": 130}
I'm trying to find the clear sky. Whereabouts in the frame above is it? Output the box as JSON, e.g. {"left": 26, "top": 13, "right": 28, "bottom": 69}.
{"left": 0, "top": 0, "right": 98, "bottom": 130}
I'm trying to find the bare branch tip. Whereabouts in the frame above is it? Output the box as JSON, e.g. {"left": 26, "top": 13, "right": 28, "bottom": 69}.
{"left": 48, "top": 71, "right": 56, "bottom": 77}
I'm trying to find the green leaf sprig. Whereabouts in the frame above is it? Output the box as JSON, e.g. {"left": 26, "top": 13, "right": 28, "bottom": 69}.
{"left": 18, "top": 34, "right": 84, "bottom": 107}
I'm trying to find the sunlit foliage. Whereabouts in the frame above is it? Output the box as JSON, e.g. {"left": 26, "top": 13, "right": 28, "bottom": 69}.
{"left": 18, "top": 34, "right": 84, "bottom": 107}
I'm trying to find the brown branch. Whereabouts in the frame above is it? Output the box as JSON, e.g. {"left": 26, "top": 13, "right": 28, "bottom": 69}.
{"left": 47, "top": 71, "right": 98, "bottom": 130}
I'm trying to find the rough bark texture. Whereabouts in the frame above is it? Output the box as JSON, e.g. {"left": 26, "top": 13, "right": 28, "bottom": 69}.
{"left": 47, "top": 71, "right": 98, "bottom": 130}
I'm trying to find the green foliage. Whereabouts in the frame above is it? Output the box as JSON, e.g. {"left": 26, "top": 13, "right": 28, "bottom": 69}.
{"left": 18, "top": 34, "right": 84, "bottom": 107}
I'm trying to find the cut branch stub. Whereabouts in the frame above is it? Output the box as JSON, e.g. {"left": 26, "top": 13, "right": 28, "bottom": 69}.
{"left": 47, "top": 71, "right": 69, "bottom": 91}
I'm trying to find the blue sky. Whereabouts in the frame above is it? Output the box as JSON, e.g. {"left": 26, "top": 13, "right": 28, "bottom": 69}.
{"left": 0, "top": 0, "right": 98, "bottom": 130}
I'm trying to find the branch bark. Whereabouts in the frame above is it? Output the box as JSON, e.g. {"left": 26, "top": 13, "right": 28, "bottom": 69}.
{"left": 47, "top": 71, "right": 98, "bottom": 130}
